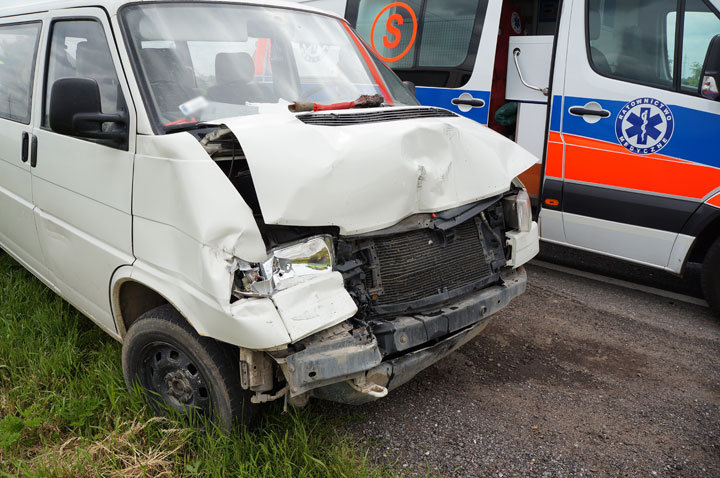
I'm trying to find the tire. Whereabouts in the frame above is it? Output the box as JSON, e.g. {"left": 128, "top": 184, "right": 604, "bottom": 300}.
{"left": 121, "top": 304, "right": 259, "bottom": 430}
{"left": 701, "top": 236, "right": 720, "bottom": 318}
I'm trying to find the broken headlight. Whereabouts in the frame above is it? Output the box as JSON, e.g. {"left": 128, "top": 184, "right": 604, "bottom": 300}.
{"left": 234, "top": 235, "right": 335, "bottom": 297}
{"left": 503, "top": 189, "right": 532, "bottom": 233}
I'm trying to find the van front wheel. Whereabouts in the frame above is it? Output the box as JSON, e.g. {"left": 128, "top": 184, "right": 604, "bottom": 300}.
{"left": 121, "top": 304, "right": 258, "bottom": 430}
{"left": 702, "top": 236, "right": 720, "bottom": 318}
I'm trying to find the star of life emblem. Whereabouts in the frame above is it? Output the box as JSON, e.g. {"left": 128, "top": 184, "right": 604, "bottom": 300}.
{"left": 615, "top": 97, "right": 674, "bottom": 154}
{"left": 511, "top": 12, "right": 522, "bottom": 34}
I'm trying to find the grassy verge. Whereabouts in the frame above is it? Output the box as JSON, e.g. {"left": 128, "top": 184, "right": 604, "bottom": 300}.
{"left": 0, "top": 251, "right": 390, "bottom": 477}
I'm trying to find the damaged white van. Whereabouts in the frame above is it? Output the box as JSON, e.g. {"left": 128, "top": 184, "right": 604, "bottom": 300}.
{"left": 0, "top": 0, "right": 539, "bottom": 427}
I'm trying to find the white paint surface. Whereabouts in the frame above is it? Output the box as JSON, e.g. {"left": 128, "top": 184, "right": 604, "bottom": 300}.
{"left": 220, "top": 109, "right": 537, "bottom": 235}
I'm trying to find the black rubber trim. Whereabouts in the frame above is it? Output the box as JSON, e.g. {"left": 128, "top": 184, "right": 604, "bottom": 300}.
{"left": 541, "top": 178, "right": 564, "bottom": 210}
{"left": 680, "top": 203, "right": 720, "bottom": 237}
{"left": 562, "top": 182, "right": 699, "bottom": 233}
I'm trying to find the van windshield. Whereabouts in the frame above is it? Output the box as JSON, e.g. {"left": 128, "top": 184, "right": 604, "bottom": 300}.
{"left": 120, "top": 3, "right": 417, "bottom": 132}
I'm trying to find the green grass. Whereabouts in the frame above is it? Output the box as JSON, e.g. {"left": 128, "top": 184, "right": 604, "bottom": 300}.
{"left": 0, "top": 251, "right": 392, "bottom": 477}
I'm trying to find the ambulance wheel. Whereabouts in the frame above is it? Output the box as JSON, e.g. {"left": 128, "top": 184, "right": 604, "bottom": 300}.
{"left": 122, "top": 304, "right": 259, "bottom": 430}
{"left": 701, "top": 236, "right": 720, "bottom": 318}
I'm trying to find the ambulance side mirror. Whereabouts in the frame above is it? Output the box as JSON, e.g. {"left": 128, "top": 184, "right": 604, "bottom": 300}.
{"left": 700, "top": 34, "right": 720, "bottom": 101}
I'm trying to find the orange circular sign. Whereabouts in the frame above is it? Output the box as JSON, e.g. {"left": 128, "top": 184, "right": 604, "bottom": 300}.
{"left": 370, "top": 2, "right": 418, "bottom": 63}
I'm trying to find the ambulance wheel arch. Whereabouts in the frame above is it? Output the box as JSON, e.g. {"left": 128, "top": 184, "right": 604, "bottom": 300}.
{"left": 701, "top": 234, "right": 720, "bottom": 316}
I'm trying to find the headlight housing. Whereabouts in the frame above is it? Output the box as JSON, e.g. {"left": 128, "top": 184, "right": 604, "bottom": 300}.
{"left": 503, "top": 189, "right": 532, "bottom": 233}
{"left": 234, "top": 235, "right": 334, "bottom": 298}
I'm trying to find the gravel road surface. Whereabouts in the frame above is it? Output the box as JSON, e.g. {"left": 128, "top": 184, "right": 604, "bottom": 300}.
{"left": 320, "top": 263, "right": 720, "bottom": 477}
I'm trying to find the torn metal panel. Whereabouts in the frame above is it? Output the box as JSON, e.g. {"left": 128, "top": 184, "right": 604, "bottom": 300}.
{"left": 284, "top": 327, "right": 383, "bottom": 396}
{"left": 215, "top": 108, "right": 537, "bottom": 234}
{"left": 284, "top": 267, "right": 526, "bottom": 401}
{"left": 271, "top": 272, "right": 358, "bottom": 342}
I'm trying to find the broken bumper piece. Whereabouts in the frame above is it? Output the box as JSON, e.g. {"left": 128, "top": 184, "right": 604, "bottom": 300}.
{"left": 283, "top": 268, "right": 527, "bottom": 404}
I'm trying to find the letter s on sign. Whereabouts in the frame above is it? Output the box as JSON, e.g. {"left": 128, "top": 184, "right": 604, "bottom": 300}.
{"left": 370, "top": 2, "right": 418, "bottom": 63}
{"left": 383, "top": 14, "right": 404, "bottom": 49}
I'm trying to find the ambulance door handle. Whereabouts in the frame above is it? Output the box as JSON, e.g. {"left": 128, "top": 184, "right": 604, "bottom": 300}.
{"left": 452, "top": 97, "right": 485, "bottom": 108}
{"left": 568, "top": 107, "right": 610, "bottom": 118}
{"left": 512, "top": 48, "right": 549, "bottom": 96}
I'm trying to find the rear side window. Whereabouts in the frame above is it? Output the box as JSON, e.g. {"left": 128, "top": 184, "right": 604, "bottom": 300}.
{"left": 0, "top": 22, "right": 41, "bottom": 124}
{"left": 353, "top": 0, "right": 487, "bottom": 87}
{"left": 588, "top": 0, "right": 678, "bottom": 89}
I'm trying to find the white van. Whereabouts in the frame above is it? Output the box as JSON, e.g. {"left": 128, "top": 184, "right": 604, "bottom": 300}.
{"left": 312, "top": 0, "right": 720, "bottom": 315}
{"left": 0, "top": 0, "right": 539, "bottom": 427}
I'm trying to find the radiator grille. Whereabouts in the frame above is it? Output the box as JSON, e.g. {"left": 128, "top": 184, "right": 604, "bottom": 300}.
{"left": 296, "top": 107, "right": 457, "bottom": 126}
{"left": 367, "top": 220, "right": 492, "bottom": 306}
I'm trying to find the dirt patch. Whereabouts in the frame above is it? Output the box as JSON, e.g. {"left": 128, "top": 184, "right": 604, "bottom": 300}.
{"left": 319, "top": 266, "right": 720, "bottom": 477}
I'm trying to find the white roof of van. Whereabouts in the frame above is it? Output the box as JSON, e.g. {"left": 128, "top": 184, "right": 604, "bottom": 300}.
{"left": 0, "top": 0, "right": 338, "bottom": 19}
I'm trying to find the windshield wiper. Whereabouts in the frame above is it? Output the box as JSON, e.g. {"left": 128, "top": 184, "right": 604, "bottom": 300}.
{"left": 164, "top": 121, "right": 213, "bottom": 134}
{"left": 288, "top": 94, "right": 385, "bottom": 113}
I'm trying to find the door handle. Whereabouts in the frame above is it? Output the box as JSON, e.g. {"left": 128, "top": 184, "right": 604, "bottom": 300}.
{"left": 568, "top": 107, "right": 610, "bottom": 117}
{"left": 21, "top": 132, "right": 29, "bottom": 163}
{"left": 30, "top": 135, "right": 38, "bottom": 168}
{"left": 451, "top": 97, "right": 486, "bottom": 108}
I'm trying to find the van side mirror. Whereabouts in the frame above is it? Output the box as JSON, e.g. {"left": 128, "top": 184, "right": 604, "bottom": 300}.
{"left": 49, "top": 78, "right": 128, "bottom": 141}
{"left": 402, "top": 80, "right": 417, "bottom": 98}
{"left": 700, "top": 34, "right": 720, "bottom": 100}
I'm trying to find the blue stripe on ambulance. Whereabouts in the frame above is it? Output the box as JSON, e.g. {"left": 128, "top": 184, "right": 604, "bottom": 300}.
{"left": 558, "top": 96, "right": 720, "bottom": 169}
{"left": 415, "top": 87, "right": 491, "bottom": 125}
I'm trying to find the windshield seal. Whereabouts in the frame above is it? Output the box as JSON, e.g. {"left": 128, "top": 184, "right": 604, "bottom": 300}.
{"left": 118, "top": 1, "right": 417, "bottom": 135}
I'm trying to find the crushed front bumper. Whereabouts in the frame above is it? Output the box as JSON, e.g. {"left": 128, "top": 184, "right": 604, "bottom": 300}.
{"left": 282, "top": 267, "right": 527, "bottom": 404}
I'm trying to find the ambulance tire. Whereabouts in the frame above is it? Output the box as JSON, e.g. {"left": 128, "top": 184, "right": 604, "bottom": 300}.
{"left": 122, "top": 304, "right": 260, "bottom": 431}
{"left": 701, "top": 236, "right": 720, "bottom": 318}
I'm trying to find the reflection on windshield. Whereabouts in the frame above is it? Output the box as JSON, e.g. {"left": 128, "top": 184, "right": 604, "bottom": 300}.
{"left": 120, "top": 3, "right": 417, "bottom": 131}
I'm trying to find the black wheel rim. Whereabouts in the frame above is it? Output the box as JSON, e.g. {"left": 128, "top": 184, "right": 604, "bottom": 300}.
{"left": 139, "top": 341, "right": 213, "bottom": 418}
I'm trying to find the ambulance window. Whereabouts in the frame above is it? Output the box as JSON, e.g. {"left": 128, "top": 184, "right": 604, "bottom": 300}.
{"left": 418, "top": 0, "right": 482, "bottom": 67}
{"left": 588, "top": 0, "right": 677, "bottom": 90}
{"left": 356, "top": 0, "right": 422, "bottom": 69}
{"left": 677, "top": 0, "right": 720, "bottom": 91}
{"left": 353, "top": 0, "right": 487, "bottom": 88}
{"left": 0, "top": 22, "right": 41, "bottom": 124}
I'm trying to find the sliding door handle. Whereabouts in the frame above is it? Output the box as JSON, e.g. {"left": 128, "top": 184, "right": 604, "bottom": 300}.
{"left": 452, "top": 97, "right": 486, "bottom": 108}
{"left": 21, "top": 132, "right": 29, "bottom": 163}
{"left": 568, "top": 107, "right": 610, "bottom": 117}
{"left": 30, "top": 136, "right": 38, "bottom": 168}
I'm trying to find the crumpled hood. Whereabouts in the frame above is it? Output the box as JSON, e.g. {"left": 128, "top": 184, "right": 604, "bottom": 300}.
{"left": 219, "top": 108, "right": 537, "bottom": 235}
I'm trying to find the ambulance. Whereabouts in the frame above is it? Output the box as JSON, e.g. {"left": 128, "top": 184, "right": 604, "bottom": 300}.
{"left": 296, "top": 0, "right": 720, "bottom": 316}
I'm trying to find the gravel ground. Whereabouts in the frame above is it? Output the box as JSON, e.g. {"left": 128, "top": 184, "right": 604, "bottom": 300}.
{"left": 318, "top": 264, "right": 720, "bottom": 477}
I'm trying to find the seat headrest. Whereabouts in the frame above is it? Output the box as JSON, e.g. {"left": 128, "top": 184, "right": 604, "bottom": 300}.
{"left": 589, "top": 9, "right": 601, "bottom": 41}
{"left": 215, "top": 52, "right": 254, "bottom": 85}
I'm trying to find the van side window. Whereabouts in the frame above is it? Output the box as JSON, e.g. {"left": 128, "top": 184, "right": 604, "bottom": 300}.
{"left": 0, "top": 22, "right": 41, "bottom": 124}
{"left": 588, "top": 0, "right": 678, "bottom": 90}
{"left": 354, "top": 0, "right": 487, "bottom": 87}
{"left": 43, "top": 20, "right": 124, "bottom": 128}
{"left": 674, "top": 0, "right": 720, "bottom": 92}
